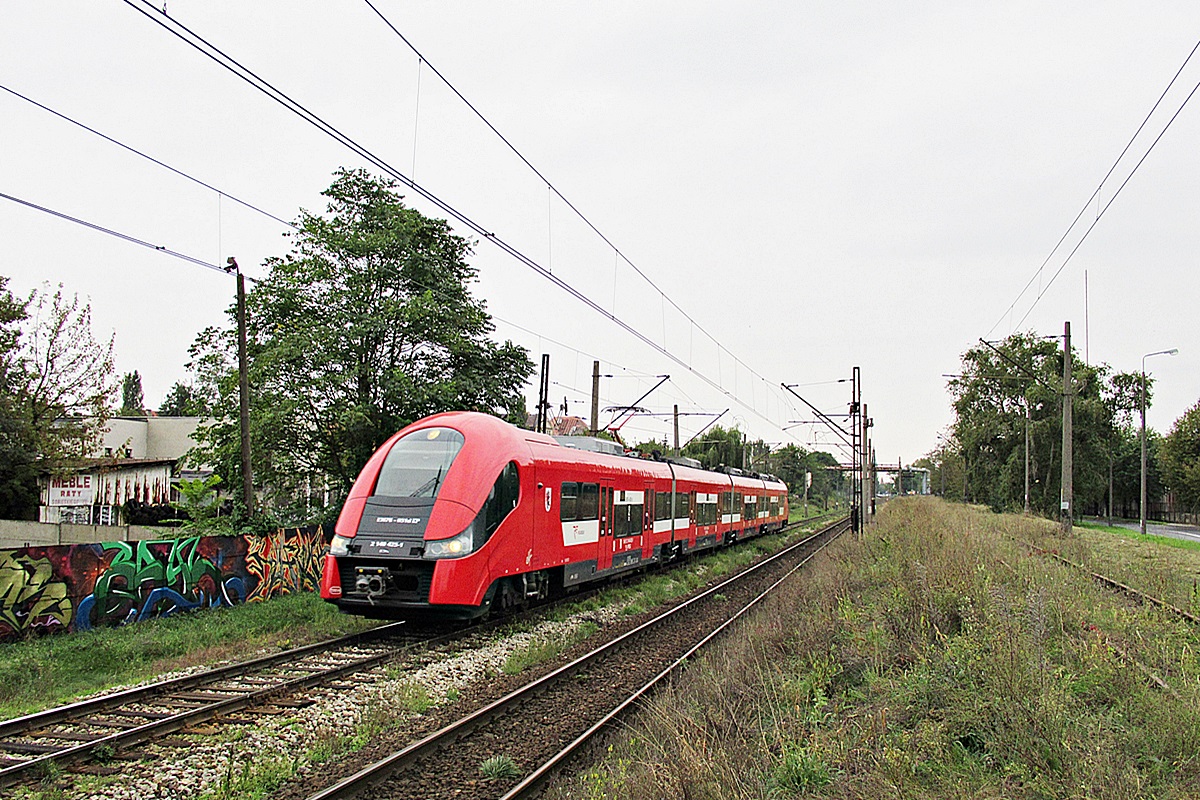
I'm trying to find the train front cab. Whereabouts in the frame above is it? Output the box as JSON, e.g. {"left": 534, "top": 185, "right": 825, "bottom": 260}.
{"left": 319, "top": 413, "right": 538, "bottom": 620}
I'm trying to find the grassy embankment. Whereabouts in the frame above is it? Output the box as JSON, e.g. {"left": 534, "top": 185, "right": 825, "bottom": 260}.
{"left": 0, "top": 592, "right": 376, "bottom": 720}
{"left": 558, "top": 497, "right": 1200, "bottom": 799}
{"left": 0, "top": 505, "right": 835, "bottom": 721}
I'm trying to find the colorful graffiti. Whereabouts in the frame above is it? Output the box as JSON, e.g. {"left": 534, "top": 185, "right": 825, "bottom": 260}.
{"left": 245, "top": 529, "right": 327, "bottom": 601}
{"left": 0, "top": 527, "right": 329, "bottom": 642}
{"left": 75, "top": 538, "right": 247, "bottom": 631}
{"left": 0, "top": 552, "right": 74, "bottom": 636}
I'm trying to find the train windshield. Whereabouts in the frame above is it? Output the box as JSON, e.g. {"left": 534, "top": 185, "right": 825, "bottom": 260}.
{"left": 372, "top": 428, "right": 465, "bottom": 499}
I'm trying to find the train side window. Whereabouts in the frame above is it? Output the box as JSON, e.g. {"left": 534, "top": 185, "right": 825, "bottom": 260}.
{"left": 482, "top": 462, "right": 520, "bottom": 539}
{"left": 655, "top": 491, "right": 671, "bottom": 521}
{"left": 579, "top": 483, "right": 600, "bottom": 521}
{"left": 613, "top": 504, "right": 627, "bottom": 537}
{"left": 561, "top": 482, "right": 579, "bottom": 522}
{"left": 629, "top": 503, "right": 643, "bottom": 534}
{"left": 674, "top": 491, "right": 690, "bottom": 519}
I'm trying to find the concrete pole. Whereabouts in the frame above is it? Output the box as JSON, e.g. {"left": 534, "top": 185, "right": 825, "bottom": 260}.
{"left": 590, "top": 360, "right": 600, "bottom": 435}
{"left": 1140, "top": 367, "right": 1148, "bottom": 535}
{"left": 673, "top": 404, "right": 680, "bottom": 454}
{"left": 1024, "top": 399, "right": 1031, "bottom": 514}
{"left": 228, "top": 259, "right": 254, "bottom": 514}
{"left": 1061, "top": 321, "right": 1073, "bottom": 535}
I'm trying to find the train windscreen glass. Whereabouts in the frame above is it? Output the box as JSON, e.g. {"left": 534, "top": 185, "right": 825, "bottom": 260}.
{"left": 373, "top": 428, "right": 465, "bottom": 498}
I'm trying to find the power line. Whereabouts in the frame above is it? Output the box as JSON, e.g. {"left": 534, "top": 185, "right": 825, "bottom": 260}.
{"left": 0, "top": 190, "right": 227, "bottom": 275}
{"left": 987, "top": 37, "right": 1200, "bottom": 337}
{"left": 123, "top": 0, "right": 800, "bottom": 441}
{"left": 0, "top": 83, "right": 295, "bottom": 230}
{"left": 361, "top": 0, "right": 775, "bottom": 396}
{"left": 361, "top": 0, "right": 796, "bottom": 433}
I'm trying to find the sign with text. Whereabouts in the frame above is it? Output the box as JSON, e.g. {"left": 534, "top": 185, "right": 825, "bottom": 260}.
{"left": 48, "top": 474, "right": 95, "bottom": 506}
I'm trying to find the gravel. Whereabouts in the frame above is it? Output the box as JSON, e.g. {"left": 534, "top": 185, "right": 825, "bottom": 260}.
{"left": 38, "top": 607, "right": 624, "bottom": 800}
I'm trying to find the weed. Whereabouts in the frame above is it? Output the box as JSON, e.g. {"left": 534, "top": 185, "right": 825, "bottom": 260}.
{"left": 92, "top": 743, "right": 115, "bottom": 763}
{"left": 771, "top": 744, "right": 836, "bottom": 794}
{"left": 479, "top": 754, "right": 521, "bottom": 780}
{"left": 395, "top": 681, "right": 434, "bottom": 713}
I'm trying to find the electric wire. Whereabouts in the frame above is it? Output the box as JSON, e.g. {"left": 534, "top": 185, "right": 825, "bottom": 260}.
{"left": 0, "top": 190, "right": 227, "bottom": 274}
{"left": 1011, "top": 71, "right": 1200, "bottom": 331}
{"left": 360, "top": 0, "right": 791, "bottom": 422}
{"left": 0, "top": 83, "right": 295, "bottom": 230}
{"left": 987, "top": 37, "right": 1200, "bottom": 337}
{"left": 122, "top": 0, "right": 799, "bottom": 442}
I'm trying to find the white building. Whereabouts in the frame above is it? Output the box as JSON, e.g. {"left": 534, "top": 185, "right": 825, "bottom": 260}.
{"left": 38, "top": 416, "right": 206, "bottom": 526}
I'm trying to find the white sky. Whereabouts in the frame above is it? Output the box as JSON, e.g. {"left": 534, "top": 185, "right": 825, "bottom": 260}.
{"left": 2, "top": 2, "right": 1198, "bottom": 467}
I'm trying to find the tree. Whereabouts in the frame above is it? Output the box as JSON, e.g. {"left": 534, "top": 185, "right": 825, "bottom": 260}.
{"left": 1162, "top": 400, "right": 1200, "bottom": 510}
{"left": 0, "top": 278, "right": 35, "bottom": 518}
{"left": 20, "top": 284, "right": 116, "bottom": 463}
{"left": 683, "top": 425, "right": 746, "bottom": 470}
{"left": 947, "top": 332, "right": 1148, "bottom": 516}
{"left": 118, "top": 370, "right": 145, "bottom": 416}
{"left": 188, "top": 169, "right": 534, "bottom": 522}
{"left": 0, "top": 280, "right": 116, "bottom": 518}
{"left": 158, "top": 381, "right": 208, "bottom": 416}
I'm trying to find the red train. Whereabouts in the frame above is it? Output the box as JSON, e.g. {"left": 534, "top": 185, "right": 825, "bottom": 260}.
{"left": 319, "top": 411, "right": 788, "bottom": 619}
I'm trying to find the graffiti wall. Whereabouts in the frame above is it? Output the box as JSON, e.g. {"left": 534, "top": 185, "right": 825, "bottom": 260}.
{"left": 0, "top": 528, "right": 328, "bottom": 642}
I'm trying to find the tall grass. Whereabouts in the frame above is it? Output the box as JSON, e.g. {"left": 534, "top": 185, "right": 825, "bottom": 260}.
{"left": 554, "top": 497, "right": 1200, "bottom": 799}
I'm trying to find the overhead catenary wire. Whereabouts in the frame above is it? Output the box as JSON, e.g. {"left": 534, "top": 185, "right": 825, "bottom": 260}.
{"left": 0, "top": 190, "right": 227, "bottom": 275}
{"left": 122, "top": 0, "right": 801, "bottom": 443}
{"left": 987, "top": 37, "right": 1200, "bottom": 337}
{"left": 359, "top": 0, "right": 795, "bottom": 424}
{"left": 0, "top": 83, "right": 295, "bottom": 230}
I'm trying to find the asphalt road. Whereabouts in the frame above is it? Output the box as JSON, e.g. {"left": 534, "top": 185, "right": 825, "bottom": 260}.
{"left": 1086, "top": 517, "right": 1200, "bottom": 545}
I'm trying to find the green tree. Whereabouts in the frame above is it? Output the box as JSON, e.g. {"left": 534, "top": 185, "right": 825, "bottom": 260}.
{"left": 188, "top": 169, "right": 534, "bottom": 522}
{"left": 682, "top": 425, "right": 746, "bottom": 470}
{"left": 0, "top": 278, "right": 36, "bottom": 518}
{"left": 118, "top": 370, "right": 145, "bottom": 415}
{"left": 0, "top": 280, "right": 116, "bottom": 518}
{"left": 157, "top": 381, "right": 208, "bottom": 416}
{"left": 1162, "top": 400, "right": 1200, "bottom": 510}
{"left": 948, "top": 332, "right": 1147, "bottom": 516}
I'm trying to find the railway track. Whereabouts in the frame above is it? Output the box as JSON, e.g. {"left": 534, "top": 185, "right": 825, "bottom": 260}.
{"left": 302, "top": 516, "right": 850, "bottom": 800}
{"left": 1016, "top": 537, "right": 1200, "bottom": 625}
{"left": 0, "top": 621, "right": 451, "bottom": 790}
{"left": 0, "top": 515, "right": 836, "bottom": 794}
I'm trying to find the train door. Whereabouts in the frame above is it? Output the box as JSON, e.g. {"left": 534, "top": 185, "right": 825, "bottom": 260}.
{"left": 642, "top": 481, "right": 655, "bottom": 560}
{"left": 597, "top": 483, "right": 614, "bottom": 572}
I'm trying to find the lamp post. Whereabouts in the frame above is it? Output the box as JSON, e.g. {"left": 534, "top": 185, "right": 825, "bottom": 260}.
{"left": 1140, "top": 348, "right": 1178, "bottom": 535}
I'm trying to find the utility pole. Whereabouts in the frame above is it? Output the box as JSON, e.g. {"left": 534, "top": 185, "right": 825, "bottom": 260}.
{"left": 1024, "top": 400, "right": 1031, "bottom": 514}
{"left": 590, "top": 360, "right": 600, "bottom": 435}
{"left": 536, "top": 353, "right": 550, "bottom": 434}
{"left": 673, "top": 404, "right": 680, "bottom": 454}
{"left": 1061, "top": 321, "right": 1073, "bottom": 535}
{"left": 861, "top": 402, "right": 870, "bottom": 526}
{"left": 225, "top": 257, "right": 254, "bottom": 514}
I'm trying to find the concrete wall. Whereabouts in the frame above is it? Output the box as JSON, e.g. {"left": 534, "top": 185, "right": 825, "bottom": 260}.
{"left": 0, "top": 520, "right": 180, "bottom": 550}
{"left": 1, "top": 527, "right": 330, "bottom": 641}
{"left": 101, "top": 416, "right": 202, "bottom": 461}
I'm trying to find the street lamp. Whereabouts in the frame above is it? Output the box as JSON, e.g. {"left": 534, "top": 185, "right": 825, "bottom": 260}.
{"left": 1140, "top": 348, "right": 1179, "bottom": 535}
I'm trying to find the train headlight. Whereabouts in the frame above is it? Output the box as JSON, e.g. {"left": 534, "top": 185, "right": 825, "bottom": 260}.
{"left": 423, "top": 526, "right": 475, "bottom": 559}
{"left": 329, "top": 535, "right": 353, "bottom": 556}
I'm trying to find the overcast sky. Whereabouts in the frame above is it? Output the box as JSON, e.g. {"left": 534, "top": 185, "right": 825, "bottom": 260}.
{"left": 3, "top": 2, "right": 1198, "bottom": 467}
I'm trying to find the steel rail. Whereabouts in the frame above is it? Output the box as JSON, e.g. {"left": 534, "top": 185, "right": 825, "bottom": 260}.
{"left": 0, "top": 621, "right": 408, "bottom": 740}
{"left": 1016, "top": 538, "right": 1200, "bottom": 625}
{"left": 0, "top": 621, "right": 460, "bottom": 789}
{"left": 501, "top": 517, "right": 850, "bottom": 800}
{"left": 306, "top": 516, "right": 849, "bottom": 800}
